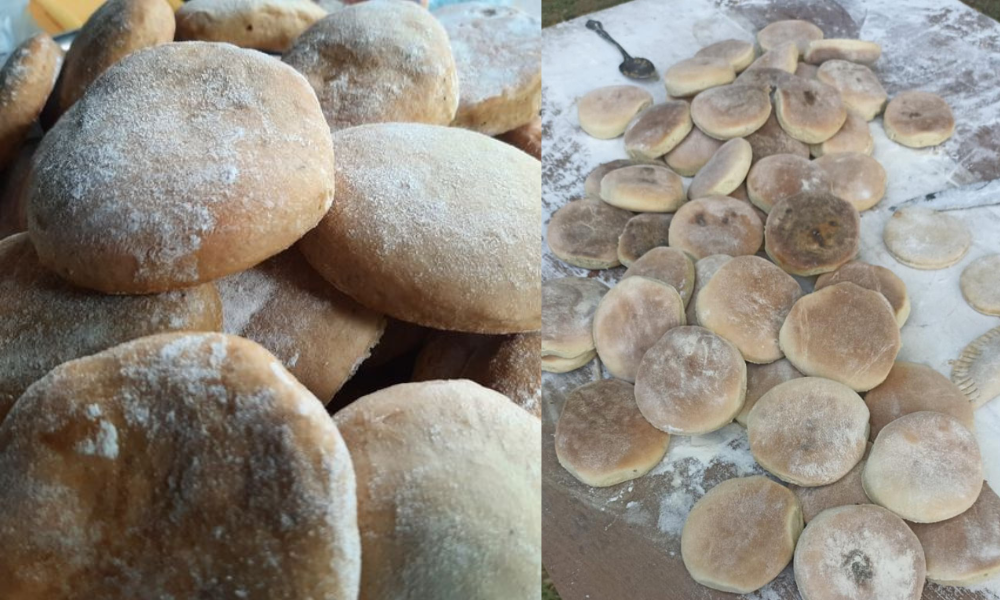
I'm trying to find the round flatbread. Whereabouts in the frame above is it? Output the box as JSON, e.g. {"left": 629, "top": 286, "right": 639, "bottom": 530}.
{"left": 960, "top": 254, "right": 1000, "bottom": 315}
{"left": 757, "top": 20, "right": 824, "bottom": 56}
{"left": 690, "top": 84, "right": 771, "bottom": 140}
{"left": 883, "top": 91, "right": 955, "bottom": 148}
{"left": 541, "top": 276, "right": 608, "bottom": 365}
{"left": 814, "top": 261, "right": 910, "bottom": 327}
{"left": 617, "top": 213, "right": 672, "bottom": 266}
{"left": 789, "top": 444, "right": 871, "bottom": 523}
{"left": 600, "top": 164, "right": 685, "bottom": 212}
{"left": 814, "top": 152, "right": 886, "bottom": 211}
{"left": 688, "top": 138, "right": 753, "bottom": 199}
{"left": 624, "top": 101, "right": 692, "bottom": 160}
{"left": 547, "top": 198, "right": 632, "bottom": 269}
{"left": 816, "top": 60, "right": 887, "bottom": 121}
{"left": 175, "top": 0, "right": 327, "bottom": 52}
{"left": 663, "top": 56, "right": 735, "bottom": 98}
{"left": 695, "top": 39, "right": 755, "bottom": 72}
{"left": 736, "top": 358, "right": 804, "bottom": 426}
{"left": 864, "top": 361, "right": 974, "bottom": 440}
{"left": 746, "top": 153, "right": 830, "bottom": 213}
{"left": 774, "top": 78, "right": 847, "bottom": 144}
{"left": 0, "top": 33, "right": 61, "bottom": 169}
{"left": 810, "top": 112, "right": 873, "bottom": 157}
{"left": 669, "top": 196, "right": 763, "bottom": 259}
{"left": 664, "top": 126, "right": 724, "bottom": 176}
{"left": 883, "top": 207, "right": 970, "bottom": 269}
{"left": 804, "top": 39, "right": 882, "bottom": 65}
{"left": 765, "top": 191, "right": 860, "bottom": 276}
{"left": 622, "top": 247, "right": 695, "bottom": 305}
{"left": 577, "top": 85, "right": 652, "bottom": 139}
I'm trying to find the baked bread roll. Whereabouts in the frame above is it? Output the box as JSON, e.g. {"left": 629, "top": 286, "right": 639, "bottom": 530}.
{"left": 686, "top": 254, "right": 731, "bottom": 325}
{"left": 624, "top": 101, "right": 692, "bottom": 160}
{"left": 690, "top": 84, "right": 771, "bottom": 140}
{"left": 541, "top": 277, "right": 607, "bottom": 373}
{"left": 883, "top": 207, "right": 970, "bottom": 269}
{"left": 757, "top": 20, "right": 824, "bottom": 56}
{"left": 883, "top": 91, "right": 955, "bottom": 148}
{"left": 669, "top": 196, "right": 764, "bottom": 259}
{"left": 30, "top": 42, "right": 336, "bottom": 294}
{"left": 814, "top": 152, "right": 886, "bottom": 211}
{"left": 622, "top": 247, "right": 695, "bottom": 306}
{"left": 0, "top": 140, "right": 37, "bottom": 240}
{"left": 810, "top": 111, "right": 873, "bottom": 157}
{"left": 765, "top": 191, "right": 860, "bottom": 276}
{"left": 814, "top": 261, "right": 909, "bottom": 326}
{"left": 745, "top": 112, "right": 810, "bottom": 164}
{"left": 547, "top": 198, "right": 632, "bottom": 269}
{"left": 816, "top": 60, "right": 887, "bottom": 121}
{"left": 0, "top": 33, "right": 61, "bottom": 169}
{"left": 600, "top": 164, "right": 685, "bottom": 212}
{"left": 584, "top": 159, "right": 643, "bottom": 197}
{"left": 283, "top": 1, "right": 459, "bottom": 131}
{"left": 617, "top": 213, "right": 672, "bottom": 266}
{"left": 737, "top": 358, "right": 803, "bottom": 425}
{"left": 774, "top": 78, "right": 847, "bottom": 143}
{"left": 863, "top": 361, "right": 974, "bottom": 439}
{"left": 664, "top": 126, "right": 723, "bottom": 176}
{"left": 746, "top": 153, "right": 830, "bottom": 213}
{"left": 435, "top": 2, "right": 541, "bottom": 136}
{"left": 664, "top": 56, "right": 735, "bottom": 97}
{"left": 176, "top": 0, "right": 327, "bottom": 52}
{"left": 790, "top": 444, "right": 871, "bottom": 523}
{"left": 804, "top": 39, "right": 881, "bottom": 65}
{"left": 695, "top": 39, "right": 755, "bottom": 72}
{"left": 335, "top": 380, "right": 540, "bottom": 599}
{"left": 688, "top": 138, "right": 752, "bottom": 199}
{"left": 577, "top": 85, "right": 652, "bottom": 139}
{"left": 745, "top": 41, "right": 798, "bottom": 73}
{"left": 961, "top": 254, "right": 1000, "bottom": 316}
{"left": 301, "top": 123, "right": 539, "bottom": 334}
{"left": 0, "top": 332, "right": 361, "bottom": 599}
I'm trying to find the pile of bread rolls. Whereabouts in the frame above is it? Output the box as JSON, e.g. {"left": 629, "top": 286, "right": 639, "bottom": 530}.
{"left": 546, "top": 18, "right": 1000, "bottom": 598}
{"left": 0, "top": 0, "right": 542, "bottom": 598}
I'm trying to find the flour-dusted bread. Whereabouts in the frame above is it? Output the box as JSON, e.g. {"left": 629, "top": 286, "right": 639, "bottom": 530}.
{"left": 576, "top": 85, "right": 652, "bottom": 139}
{"left": 584, "top": 159, "right": 644, "bottom": 198}
{"left": 600, "top": 164, "right": 685, "bottom": 212}
{"left": 790, "top": 444, "right": 872, "bottom": 523}
{"left": 283, "top": 1, "right": 458, "bottom": 131}
{"left": 622, "top": 247, "right": 695, "bottom": 305}
{"left": 757, "top": 20, "right": 824, "bottom": 56}
{"left": 810, "top": 111, "right": 873, "bottom": 157}
{"left": 688, "top": 138, "right": 753, "bottom": 199}
{"left": 690, "top": 84, "right": 771, "bottom": 140}
{"left": 765, "top": 191, "right": 860, "bottom": 276}
{"left": 883, "top": 91, "right": 955, "bottom": 148}
{"left": 815, "top": 261, "right": 910, "bottom": 326}
{"left": 814, "top": 152, "right": 886, "bottom": 211}
{"left": 804, "top": 39, "right": 881, "bottom": 65}
{"left": 497, "top": 115, "right": 542, "bottom": 159}
{"left": 334, "top": 380, "right": 540, "bottom": 599}
{"left": 816, "top": 60, "right": 887, "bottom": 121}
{"left": 695, "top": 39, "right": 755, "bottom": 72}
{"left": 176, "top": 0, "right": 327, "bottom": 51}
{"left": 300, "top": 123, "right": 539, "bottom": 334}
{"left": 686, "top": 254, "right": 731, "bottom": 326}
{"left": 542, "top": 277, "right": 608, "bottom": 371}
{"left": 746, "top": 153, "right": 829, "bottom": 213}
{"left": 435, "top": 3, "right": 541, "bottom": 136}
{"left": 663, "top": 56, "right": 734, "bottom": 97}
{"left": 547, "top": 198, "right": 632, "bottom": 269}
{"left": 864, "top": 361, "right": 974, "bottom": 440}
{"left": 0, "top": 332, "right": 361, "bottom": 600}
{"left": 961, "top": 254, "right": 1000, "bottom": 315}
{"left": 736, "top": 358, "right": 804, "bottom": 425}
{"left": 745, "top": 112, "right": 810, "bottom": 164}
{"left": 624, "top": 101, "right": 692, "bottom": 160}
{"left": 0, "top": 34, "right": 61, "bottom": 169}
{"left": 746, "top": 41, "right": 798, "bottom": 73}
{"left": 617, "top": 212, "right": 672, "bottom": 265}
{"left": 774, "top": 78, "right": 847, "bottom": 143}
{"left": 664, "top": 126, "right": 724, "bottom": 176}
{"left": 953, "top": 326, "right": 1000, "bottom": 408}
{"left": 883, "top": 207, "right": 970, "bottom": 269}
{"left": 30, "top": 42, "right": 336, "bottom": 294}
{"left": 669, "top": 195, "right": 763, "bottom": 259}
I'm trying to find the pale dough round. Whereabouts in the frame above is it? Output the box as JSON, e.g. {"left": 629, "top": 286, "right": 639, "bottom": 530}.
{"left": 695, "top": 39, "right": 756, "bottom": 72}
{"left": 624, "top": 101, "right": 693, "bottom": 160}
{"left": 765, "top": 191, "right": 860, "bottom": 276}
{"left": 555, "top": 379, "right": 670, "bottom": 487}
{"left": 748, "top": 377, "right": 869, "bottom": 486}
{"left": 810, "top": 112, "right": 873, "bottom": 157}
{"left": 758, "top": 20, "right": 824, "bottom": 56}
{"left": 883, "top": 207, "right": 971, "bottom": 269}
{"left": 814, "top": 152, "right": 886, "bottom": 211}
{"left": 635, "top": 325, "right": 745, "bottom": 434}
{"left": 864, "top": 361, "right": 974, "bottom": 441}
{"left": 774, "top": 78, "right": 847, "bottom": 144}
{"left": 816, "top": 60, "right": 887, "bottom": 121}
{"left": 585, "top": 159, "right": 642, "bottom": 198}
{"left": 592, "top": 276, "right": 686, "bottom": 382}
{"left": 541, "top": 276, "right": 609, "bottom": 363}
{"left": 0, "top": 332, "right": 361, "bottom": 599}
{"left": 883, "top": 91, "right": 955, "bottom": 148}
{"left": 0, "top": 33, "right": 61, "bottom": 169}
{"left": 779, "top": 282, "right": 900, "bottom": 392}
{"left": 736, "top": 358, "right": 804, "bottom": 425}
{"left": 746, "top": 153, "right": 830, "bottom": 213}
{"left": 794, "top": 504, "right": 925, "bottom": 600}
{"left": 960, "top": 254, "right": 1000, "bottom": 315}
{"left": 910, "top": 483, "right": 1000, "bottom": 586}
{"left": 681, "top": 476, "right": 803, "bottom": 594}
{"left": 617, "top": 213, "right": 672, "bottom": 266}
{"left": 663, "top": 56, "right": 735, "bottom": 98}
{"left": 790, "top": 444, "right": 871, "bottom": 523}
{"left": 600, "top": 164, "right": 685, "bottom": 212}
{"left": 746, "top": 41, "right": 799, "bottom": 73}
{"left": 547, "top": 198, "right": 632, "bottom": 269}
{"left": 952, "top": 325, "right": 1000, "bottom": 408}
{"left": 688, "top": 138, "right": 753, "bottom": 199}
{"left": 334, "top": 380, "right": 540, "bottom": 599}
{"left": 690, "top": 84, "right": 771, "bottom": 140}
{"left": 805, "top": 39, "right": 882, "bottom": 65}
{"left": 864, "top": 411, "right": 983, "bottom": 523}
{"left": 300, "top": 123, "right": 540, "bottom": 334}
{"left": 622, "top": 247, "right": 695, "bottom": 306}
{"left": 686, "top": 254, "right": 732, "bottom": 325}
{"left": 815, "top": 261, "right": 910, "bottom": 326}
{"left": 176, "top": 0, "right": 327, "bottom": 52}
{"left": 30, "top": 42, "right": 336, "bottom": 294}
{"left": 664, "top": 126, "right": 724, "bottom": 176}
{"left": 745, "top": 112, "right": 810, "bottom": 164}
{"left": 577, "top": 85, "right": 653, "bottom": 139}
{"left": 669, "top": 195, "right": 764, "bottom": 259}
{"left": 696, "top": 255, "right": 803, "bottom": 363}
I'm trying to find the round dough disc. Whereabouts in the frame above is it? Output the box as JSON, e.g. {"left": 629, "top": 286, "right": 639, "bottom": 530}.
{"left": 864, "top": 411, "right": 983, "bottom": 523}
{"left": 617, "top": 212, "right": 672, "bottom": 266}
{"left": 883, "top": 91, "right": 955, "bottom": 148}
{"left": 175, "top": 0, "right": 327, "bottom": 52}
{"left": 686, "top": 254, "right": 732, "bottom": 325}
{"left": 688, "top": 138, "right": 753, "bottom": 199}
{"left": 815, "top": 261, "right": 910, "bottom": 327}
{"left": 764, "top": 191, "right": 861, "bottom": 276}
{"left": 748, "top": 377, "right": 869, "bottom": 486}
{"left": 811, "top": 112, "right": 874, "bottom": 157}
{"left": 883, "top": 207, "right": 971, "bottom": 269}
{"left": 555, "top": 379, "right": 670, "bottom": 487}
{"left": 952, "top": 325, "right": 1000, "bottom": 409}
{"left": 790, "top": 443, "right": 872, "bottom": 523}
{"left": 0, "top": 332, "right": 361, "bottom": 599}
{"left": 774, "top": 78, "right": 847, "bottom": 144}
{"left": 623, "top": 101, "right": 693, "bottom": 160}
{"left": 0, "top": 33, "right": 61, "bottom": 169}
{"left": 663, "top": 56, "right": 735, "bottom": 98}
{"left": 816, "top": 60, "right": 887, "bottom": 121}
{"left": 736, "top": 358, "right": 804, "bottom": 425}
{"left": 576, "top": 85, "right": 653, "bottom": 139}
{"left": 695, "top": 39, "right": 756, "bottom": 72}
{"left": 542, "top": 276, "right": 609, "bottom": 361}
{"left": 664, "top": 126, "right": 724, "bottom": 176}
{"left": 814, "top": 152, "right": 886, "bottom": 211}
{"left": 746, "top": 153, "right": 830, "bottom": 213}
{"left": 681, "top": 476, "right": 803, "bottom": 594}
{"left": 669, "top": 195, "right": 764, "bottom": 259}
{"left": 547, "top": 198, "right": 632, "bottom": 269}
{"left": 634, "top": 325, "right": 745, "bottom": 434}
{"left": 960, "top": 254, "right": 1000, "bottom": 315}
{"left": 757, "top": 20, "right": 824, "bottom": 56}
{"left": 600, "top": 164, "right": 685, "bottom": 212}
{"left": 864, "top": 361, "right": 974, "bottom": 440}
{"left": 690, "top": 84, "right": 771, "bottom": 140}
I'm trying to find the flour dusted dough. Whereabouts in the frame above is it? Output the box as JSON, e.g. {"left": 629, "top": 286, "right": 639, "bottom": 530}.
{"left": 960, "top": 254, "right": 1000, "bottom": 315}
{"left": 748, "top": 377, "right": 869, "bottom": 486}
{"left": 617, "top": 213, "right": 672, "bottom": 266}
{"left": 910, "top": 483, "right": 1000, "bottom": 586}
{"left": 811, "top": 112, "right": 873, "bottom": 157}
{"left": 952, "top": 325, "right": 1000, "bottom": 408}
{"left": 815, "top": 261, "right": 910, "bottom": 327}
{"left": 541, "top": 277, "right": 608, "bottom": 368}
{"left": 816, "top": 60, "right": 887, "bottom": 121}
{"left": 635, "top": 326, "right": 745, "bottom": 434}
{"left": 335, "top": 380, "right": 540, "bottom": 599}
{"left": 736, "top": 358, "right": 804, "bottom": 425}
{"left": 794, "top": 505, "right": 925, "bottom": 600}
{"left": 745, "top": 112, "right": 810, "bottom": 164}
{"left": 814, "top": 152, "right": 886, "bottom": 211}
{"left": 0, "top": 34, "right": 61, "bottom": 169}
{"left": 600, "top": 164, "right": 685, "bottom": 212}
{"left": 547, "top": 198, "right": 632, "bottom": 269}
{"left": 434, "top": 3, "right": 541, "bottom": 136}
{"left": 883, "top": 91, "right": 955, "bottom": 148}
{"left": 775, "top": 78, "right": 847, "bottom": 144}
{"left": 758, "top": 20, "right": 824, "bottom": 56}
{"left": 779, "top": 282, "right": 900, "bottom": 392}
{"left": 593, "top": 276, "right": 686, "bottom": 382}
{"left": 686, "top": 254, "right": 731, "bottom": 326}
{"left": 688, "top": 138, "right": 752, "bottom": 199}
{"left": 734, "top": 66, "right": 800, "bottom": 92}
{"left": 690, "top": 84, "right": 771, "bottom": 140}
{"left": 864, "top": 411, "right": 982, "bottom": 523}
{"left": 623, "top": 101, "right": 692, "bottom": 160}
{"left": 664, "top": 127, "right": 724, "bottom": 176}
{"left": 746, "top": 153, "right": 830, "bottom": 213}
{"left": 555, "top": 379, "right": 669, "bottom": 487}
{"left": 864, "top": 361, "right": 974, "bottom": 440}
{"left": 695, "top": 39, "right": 755, "bottom": 72}
{"left": 669, "top": 196, "right": 763, "bottom": 259}
{"left": 0, "top": 332, "right": 361, "bottom": 600}
{"left": 765, "top": 191, "right": 860, "bottom": 276}
{"left": 681, "top": 476, "right": 802, "bottom": 594}
{"left": 790, "top": 444, "right": 872, "bottom": 523}
{"left": 300, "top": 123, "right": 540, "bottom": 334}
{"left": 576, "top": 85, "right": 653, "bottom": 139}
{"left": 176, "top": 0, "right": 327, "bottom": 52}
{"left": 805, "top": 39, "right": 882, "bottom": 65}
{"left": 283, "top": 1, "right": 458, "bottom": 131}
{"left": 622, "top": 247, "right": 695, "bottom": 306}
{"left": 746, "top": 41, "right": 799, "bottom": 73}
{"left": 663, "top": 56, "right": 734, "bottom": 98}
{"left": 883, "top": 207, "right": 970, "bottom": 269}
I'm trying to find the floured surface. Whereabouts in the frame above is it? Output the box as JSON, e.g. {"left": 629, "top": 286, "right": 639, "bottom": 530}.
{"left": 542, "top": 0, "right": 1000, "bottom": 597}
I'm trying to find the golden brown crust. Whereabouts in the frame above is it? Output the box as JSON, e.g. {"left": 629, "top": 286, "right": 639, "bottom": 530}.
{"left": 790, "top": 443, "right": 871, "bottom": 523}
{"left": 0, "top": 140, "right": 37, "bottom": 240}
{"left": 804, "top": 39, "right": 882, "bottom": 65}
{"left": 176, "top": 0, "right": 327, "bottom": 52}
{"left": 664, "top": 57, "right": 734, "bottom": 98}
{"left": 816, "top": 60, "right": 887, "bottom": 121}
{"left": 745, "top": 111, "right": 810, "bottom": 164}
{"left": 775, "top": 78, "right": 847, "bottom": 144}
{"left": 810, "top": 111, "right": 873, "bottom": 157}
{"left": 746, "top": 153, "right": 830, "bottom": 213}
{"left": 664, "top": 126, "right": 724, "bottom": 176}
{"left": 584, "top": 159, "right": 643, "bottom": 198}
{"left": 577, "top": 85, "right": 652, "bottom": 139}
{"left": 541, "top": 276, "right": 608, "bottom": 359}
{"left": 688, "top": 138, "right": 752, "bottom": 199}
{"left": 863, "top": 361, "right": 974, "bottom": 440}
{"left": 622, "top": 247, "right": 695, "bottom": 306}
{"left": 0, "top": 34, "right": 61, "bottom": 169}
{"left": 547, "top": 198, "right": 632, "bottom": 269}
{"left": 764, "top": 191, "right": 860, "bottom": 276}
{"left": 624, "top": 101, "right": 692, "bottom": 160}
{"left": 814, "top": 152, "right": 886, "bottom": 211}
{"left": 617, "top": 212, "right": 672, "bottom": 265}
{"left": 497, "top": 115, "right": 541, "bottom": 159}
{"left": 745, "top": 41, "right": 798, "bottom": 73}
{"left": 669, "top": 195, "right": 763, "bottom": 259}
{"left": 695, "top": 39, "right": 755, "bottom": 72}
{"left": 737, "top": 358, "right": 803, "bottom": 425}
{"left": 690, "top": 84, "right": 771, "bottom": 140}
{"left": 600, "top": 164, "right": 685, "bottom": 212}
{"left": 883, "top": 91, "right": 955, "bottom": 148}
{"left": 814, "top": 260, "right": 909, "bottom": 326}
{"left": 757, "top": 20, "right": 824, "bottom": 56}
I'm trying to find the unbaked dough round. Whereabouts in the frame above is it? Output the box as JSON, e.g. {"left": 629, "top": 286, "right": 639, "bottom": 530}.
{"left": 746, "top": 153, "right": 830, "bottom": 213}
{"left": 696, "top": 255, "right": 803, "bottom": 363}
{"left": 960, "top": 254, "right": 1000, "bottom": 315}
{"left": 0, "top": 332, "right": 361, "bottom": 599}
{"left": 814, "top": 152, "right": 886, "bottom": 211}
{"left": 695, "top": 39, "right": 755, "bottom": 72}
{"left": 736, "top": 358, "right": 804, "bottom": 426}
{"left": 283, "top": 1, "right": 458, "bottom": 131}
{"left": 765, "top": 191, "right": 860, "bottom": 276}
{"left": 688, "top": 138, "right": 753, "bottom": 199}
{"left": 635, "top": 325, "right": 745, "bottom": 434}
{"left": 810, "top": 111, "right": 873, "bottom": 157}
{"left": 745, "top": 112, "right": 810, "bottom": 164}
{"left": 952, "top": 326, "right": 1000, "bottom": 409}
{"left": 622, "top": 247, "right": 695, "bottom": 305}
{"left": 0, "top": 33, "right": 61, "bottom": 169}
{"left": 690, "top": 84, "right": 771, "bottom": 140}
{"left": 30, "top": 42, "right": 336, "bottom": 294}
{"left": 681, "top": 476, "right": 802, "bottom": 594}
{"left": 593, "top": 276, "right": 686, "bottom": 382}
{"left": 815, "top": 261, "right": 910, "bottom": 327}
{"left": 555, "top": 379, "right": 670, "bottom": 487}
{"left": 779, "top": 282, "right": 900, "bottom": 391}
{"left": 624, "top": 101, "right": 692, "bottom": 160}
{"left": 176, "top": 0, "right": 327, "bottom": 52}
{"left": 883, "top": 207, "right": 970, "bottom": 269}
{"left": 794, "top": 504, "right": 925, "bottom": 600}
{"left": 758, "top": 20, "right": 824, "bottom": 56}
{"left": 669, "top": 195, "right": 764, "bottom": 259}
{"left": 541, "top": 276, "right": 608, "bottom": 367}
{"left": 774, "top": 78, "right": 847, "bottom": 144}
{"left": 576, "top": 85, "right": 653, "bottom": 139}
{"left": 664, "top": 56, "right": 735, "bottom": 98}
{"left": 816, "top": 60, "right": 887, "bottom": 121}
{"left": 335, "top": 380, "right": 540, "bottom": 599}
{"left": 883, "top": 91, "right": 955, "bottom": 148}
{"left": 547, "top": 198, "right": 632, "bottom": 269}
{"left": 805, "top": 39, "right": 882, "bottom": 65}
{"left": 790, "top": 444, "right": 871, "bottom": 523}
{"left": 686, "top": 254, "right": 731, "bottom": 326}
{"left": 864, "top": 411, "right": 983, "bottom": 523}
{"left": 748, "top": 377, "right": 869, "bottom": 486}
{"left": 301, "top": 123, "right": 540, "bottom": 334}
{"left": 864, "top": 361, "right": 974, "bottom": 440}
{"left": 600, "top": 164, "right": 685, "bottom": 212}
{"left": 617, "top": 212, "right": 672, "bottom": 266}
{"left": 664, "top": 126, "right": 724, "bottom": 176}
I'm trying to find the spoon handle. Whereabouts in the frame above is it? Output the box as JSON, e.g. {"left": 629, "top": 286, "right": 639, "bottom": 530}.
{"left": 586, "top": 20, "right": 634, "bottom": 60}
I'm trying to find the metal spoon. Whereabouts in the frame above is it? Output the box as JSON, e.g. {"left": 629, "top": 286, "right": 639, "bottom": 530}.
{"left": 586, "top": 20, "right": 656, "bottom": 79}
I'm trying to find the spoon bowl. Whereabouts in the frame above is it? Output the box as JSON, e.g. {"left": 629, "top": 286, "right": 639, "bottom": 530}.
{"left": 586, "top": 20, "right": 657, "bottom": 80}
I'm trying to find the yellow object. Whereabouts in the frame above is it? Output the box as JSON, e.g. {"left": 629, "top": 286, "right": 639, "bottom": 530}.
{"left": 28, "top": 0, "right": 182, "bottom": 35}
